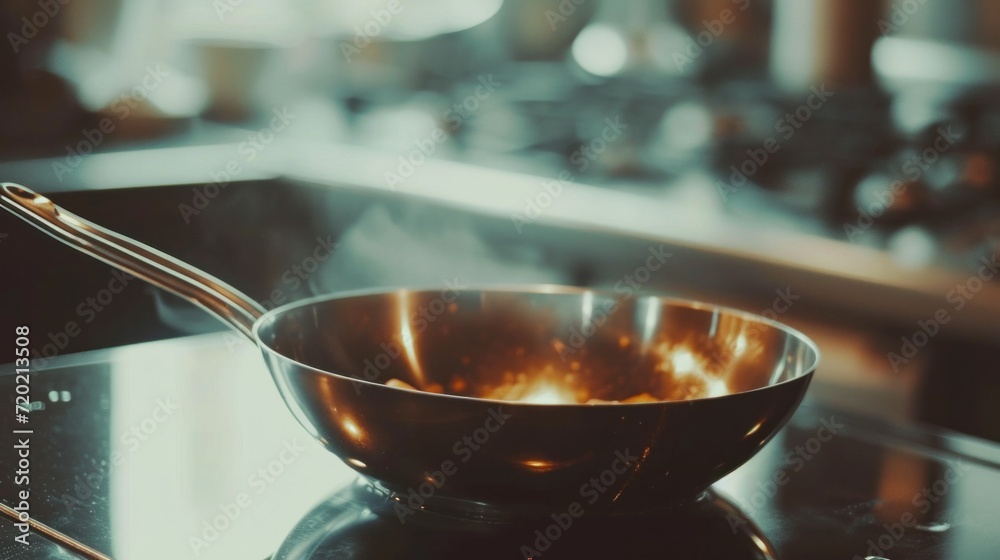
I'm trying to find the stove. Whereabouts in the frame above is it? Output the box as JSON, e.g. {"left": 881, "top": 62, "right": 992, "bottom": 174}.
{"left": 2, "top": 333, "right": 999, "bottom": 559}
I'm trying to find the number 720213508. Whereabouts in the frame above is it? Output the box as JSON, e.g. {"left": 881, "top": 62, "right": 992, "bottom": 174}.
{"left": 14, "top": 325, "right": 30, "bottom": 415}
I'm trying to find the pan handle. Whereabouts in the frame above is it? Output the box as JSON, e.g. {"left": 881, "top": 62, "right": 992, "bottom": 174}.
{"left": 0, "top": 183, "right": 266, "bottom": 339}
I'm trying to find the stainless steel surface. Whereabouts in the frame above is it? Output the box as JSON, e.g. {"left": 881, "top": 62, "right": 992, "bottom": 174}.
{"left": 0, "top": 183, "right": 818, "bottom": 518}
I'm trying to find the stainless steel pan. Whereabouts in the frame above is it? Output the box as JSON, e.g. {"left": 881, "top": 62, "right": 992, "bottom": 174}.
{"left": 0, "top": 183, "right": 819, "bottom": 520}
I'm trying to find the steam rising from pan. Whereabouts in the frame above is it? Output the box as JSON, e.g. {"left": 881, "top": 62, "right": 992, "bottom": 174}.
{"left": 314, "top": 205, "right": 566, "bottom": 293}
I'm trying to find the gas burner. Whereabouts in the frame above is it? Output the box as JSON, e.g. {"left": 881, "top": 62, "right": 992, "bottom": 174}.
{"left": 274, "top": 478, "right": 777, "bottom": 560}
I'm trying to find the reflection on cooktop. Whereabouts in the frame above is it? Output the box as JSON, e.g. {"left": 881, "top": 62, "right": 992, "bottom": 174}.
{"left": 275, "top": 480, "right": 775, "bottom": 560}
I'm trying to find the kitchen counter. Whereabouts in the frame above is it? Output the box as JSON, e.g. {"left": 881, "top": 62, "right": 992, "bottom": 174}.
{"left": 2, "top": 142, "right": 999, "bottom": 342}
{"left": 2, "top": 333, "right": 999, "bottom": 559}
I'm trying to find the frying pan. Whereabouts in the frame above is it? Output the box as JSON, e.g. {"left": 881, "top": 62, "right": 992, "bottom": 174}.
{"left": 0, "top": 183, "right": 819, "bottom": 521}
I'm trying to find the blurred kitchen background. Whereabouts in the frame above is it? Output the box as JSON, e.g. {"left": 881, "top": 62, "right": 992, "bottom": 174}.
{"left": 1, "top": 0, "right": 998, "bottom": 441}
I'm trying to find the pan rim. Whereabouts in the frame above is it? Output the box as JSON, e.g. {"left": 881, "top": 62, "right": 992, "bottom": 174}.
{"left": 251, "top": 284, "right": 820, "bottom": 407}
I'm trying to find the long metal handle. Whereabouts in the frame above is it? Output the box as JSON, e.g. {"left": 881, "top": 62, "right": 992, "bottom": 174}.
{"left": 0, "top": 183, "right": 265, "bottom": 339}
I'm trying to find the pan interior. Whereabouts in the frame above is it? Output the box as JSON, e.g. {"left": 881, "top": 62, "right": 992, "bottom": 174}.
{"left": 254, "top": 290, "right": 818, "bottom": 404}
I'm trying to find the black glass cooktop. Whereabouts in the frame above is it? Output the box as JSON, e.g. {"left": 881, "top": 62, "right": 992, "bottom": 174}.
{"left": 2, "top": 333, "right": 1000, "bottom": 559}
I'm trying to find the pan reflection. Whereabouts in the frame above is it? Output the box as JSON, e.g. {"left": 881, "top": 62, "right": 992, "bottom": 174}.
{"left": 273, "top": 479, "right": 779, "bottom": 560}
